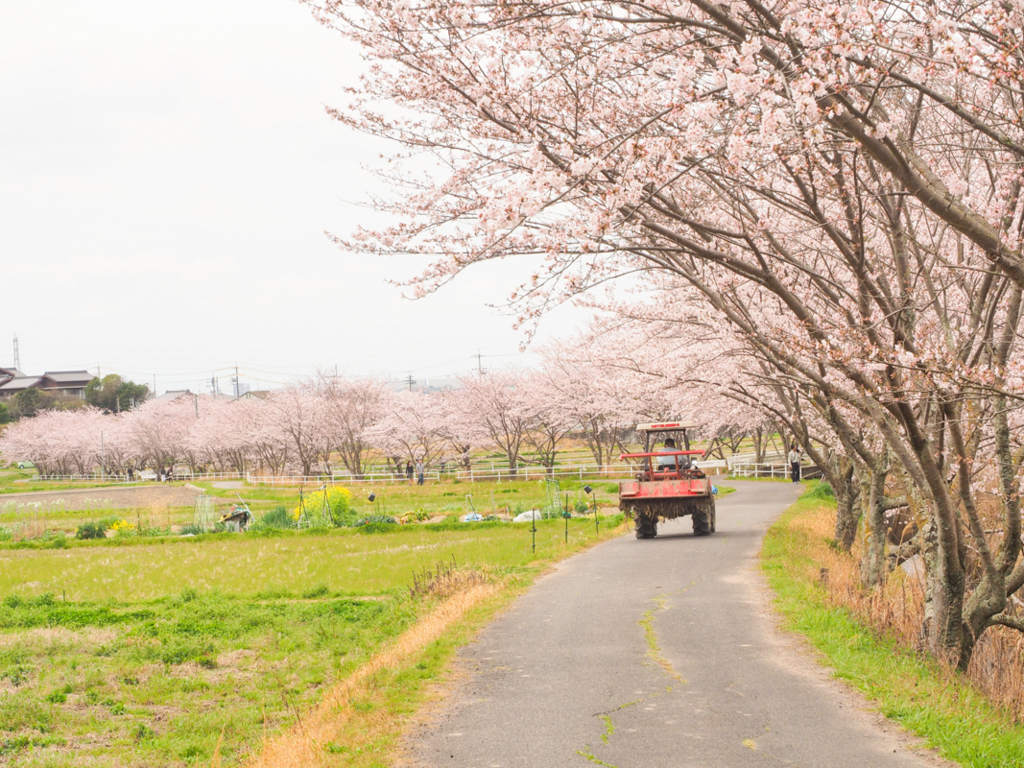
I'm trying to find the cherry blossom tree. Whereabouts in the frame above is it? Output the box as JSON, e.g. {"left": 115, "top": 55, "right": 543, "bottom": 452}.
{"left": 235, "top": 397, "right": 291, "bottom": 476}
{"left": 303, "top": 0, "right": 1024, "bottom": 667}
{"left": 187, "top": 397, "right": 249, "bottom": 472}
{"left": 263, "top": 385, "right": 329, "bottom": 477}
{"left": 316, "top": 375, "right": 388, "bottom": 477}
{"left": 125, "top": 397, "right": 197, "bottom": 471}
{"left": 456, "top": 370, "right": 533, "bottom": 475}
{"left": 365, "top": 389, "right": 447, "bottom": 467}
{"left": 518, "top": 369, "right": 575, "bottom": 470}
{"left": 433, "top": 388, "right": 482, "bottom": 471}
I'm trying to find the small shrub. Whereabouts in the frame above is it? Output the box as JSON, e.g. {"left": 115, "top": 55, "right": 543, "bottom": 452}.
{"left": 294, "top": 487, "right": 355, "bottom": 527}
{"left": 261, "top": 505, "right": 294, "bottom": 530}
{"left": 574, "top": 500, "right": 590, "bottom": 513}
{"left": 807, "top": 480, "right": 835, "bottom": 499}
{"left": 1, "top": 664, "right": 29, "bottom": 686}
{"left": 76, "top": 521, "right": 110, "bottom": 540}
{"left": 358, "top": 522, "right": 398, "bottom": 534}
{"left": 0, "top": 527, "right": 13, "bottom": 542}
{"left": 356, "top": 515, "right": 399, "bottom": 534}
{"left": 160, "top": 639, "right": 214, "bottom": 666}
{"left": 302, "top": 583, "right": 329, "bottom": 599}
{"left": 399, "top": 509, "right": 431, "bottom": 523}
{"left": 109, "top": 520, "right": 135, "bottom": 537}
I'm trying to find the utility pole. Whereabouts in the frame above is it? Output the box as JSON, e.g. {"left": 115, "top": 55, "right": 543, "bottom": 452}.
{"left": 235, "top": 364, "right": 240, "bottom": 397}
{"left": 475, "top": 351, "right": 485, "bottom": 376}
{"left": 406, "top": 374, "right": 415, "bottom": 391}
{"left": 12, "top": 334, "right": 19, "bottom": 370}
{"left": 152, "top": 374, "right": 156, "bottom": 396}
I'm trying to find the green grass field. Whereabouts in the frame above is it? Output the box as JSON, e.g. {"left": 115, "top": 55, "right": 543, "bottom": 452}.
{"left": 0, "top": 510, "right": 624, "bottom": 767}
{"left": 0, "top": 472, "right": 622, "bottom": 537}
{"left": 0, "top": 457, "right": 728, "bottom": 766}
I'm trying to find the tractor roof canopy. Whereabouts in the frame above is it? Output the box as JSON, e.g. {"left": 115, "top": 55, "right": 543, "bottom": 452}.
{"left": 636, "top": 422, "right": 697, "bottom": 434}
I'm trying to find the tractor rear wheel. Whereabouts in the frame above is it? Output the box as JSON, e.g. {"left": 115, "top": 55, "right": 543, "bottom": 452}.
{"left": 692, "top": 497, "right": 714, "bottom": 536}
{"left": 635, "top": 514, "right": 657, "bottom": 539}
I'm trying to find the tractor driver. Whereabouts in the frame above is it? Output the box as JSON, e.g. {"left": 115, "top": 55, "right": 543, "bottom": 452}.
{"left": 658, "top": 438, "right": 690, "bottom": 470}
{"left": 655, "top": 438, "right": 679, "bottom": 468}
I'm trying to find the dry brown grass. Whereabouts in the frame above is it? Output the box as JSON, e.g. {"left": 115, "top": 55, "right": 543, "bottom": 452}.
{"left": 244, "top": 580, "right": 500, "bottom": 768}
{"left": 794, "top": 503, "right": 1024, "bottom": 721}
{"left": 409, "top": 558, "right": 490, "bottom": 599}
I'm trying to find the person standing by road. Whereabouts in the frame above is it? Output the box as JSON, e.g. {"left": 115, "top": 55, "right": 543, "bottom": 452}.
{"left": 788, "top": 444, "right": 802, "bottom": 483}
{"left": 415, "top": 459, "right": 425, "bottom": 485}
{"left": 405, "top": 461, "right": 413, "bottom": 483}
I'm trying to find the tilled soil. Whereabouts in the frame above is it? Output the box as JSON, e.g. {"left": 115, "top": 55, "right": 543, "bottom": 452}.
{"left": 0, "top": 484, "right": 205, "bottom": 511}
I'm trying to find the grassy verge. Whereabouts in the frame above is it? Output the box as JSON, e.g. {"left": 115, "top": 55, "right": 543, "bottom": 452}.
{"left": 762, "top": 490, "right": 1024, "bottom": 768}
{"left": 0, "top": 515, "right": 625, "bottom": 766}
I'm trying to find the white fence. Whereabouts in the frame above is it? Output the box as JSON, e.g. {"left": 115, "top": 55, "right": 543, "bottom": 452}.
{"left": 25, "top": 459, "right": 736, "bottom": 488}
{"left": 246, "top": 459, "right": 730, "bottom": 486}
{"left": 32, "top": 472, "right": 134, "bottom": 484}
{"left": 245, "top": 466, "right": 628, "bottom": 486}
{"left": 725, "top": 451, "right": 786, "bottom": 469}
{"left": 729, "top": 461, "right": 820, "bottom": 479}
{"left": 27, "top": 470, "right": 244, "bottom": 484}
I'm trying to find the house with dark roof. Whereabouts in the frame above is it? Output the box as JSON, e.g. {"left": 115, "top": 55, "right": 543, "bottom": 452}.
{"left": 0, "top": 367, "right": 24, "bottom": 384}
{"left": 0, "top": 369, "right": 93, "bottom": 400}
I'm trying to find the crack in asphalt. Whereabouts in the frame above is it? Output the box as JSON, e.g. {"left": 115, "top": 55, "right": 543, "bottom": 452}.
{"left": 579, "top": 589, "right": 692, "bottom": 767}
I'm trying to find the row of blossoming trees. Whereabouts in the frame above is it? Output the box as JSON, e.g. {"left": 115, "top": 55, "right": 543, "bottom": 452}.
{"left": 300, "top": 0, "right": 1024, "bottom": 668}
{"left": 0, "top": 365, "right": 762, "bottom": 481}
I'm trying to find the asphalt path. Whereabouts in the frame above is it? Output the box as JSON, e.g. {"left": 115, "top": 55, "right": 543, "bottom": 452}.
{"left": 405, "top": 480, "right": 952, "bottom": 768}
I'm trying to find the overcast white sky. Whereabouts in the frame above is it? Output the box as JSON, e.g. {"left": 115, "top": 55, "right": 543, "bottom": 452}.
{"left": 0, "top": 1, "right": 586, "bottom": 394}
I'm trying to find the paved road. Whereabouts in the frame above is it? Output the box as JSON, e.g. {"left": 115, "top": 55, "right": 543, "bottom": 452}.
{"left": 406, "top": 481, "right": 950, "bottom": 768}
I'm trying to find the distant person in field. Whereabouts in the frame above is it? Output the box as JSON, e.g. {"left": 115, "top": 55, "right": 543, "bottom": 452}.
{"left": 416, "top": 459, "right": 425, "bottom": 485}
{"left": 788, "top": 444, "right": 802, "bottom": 483}
{"left": 406, "top": 460, "right": 413, "bottom": 482}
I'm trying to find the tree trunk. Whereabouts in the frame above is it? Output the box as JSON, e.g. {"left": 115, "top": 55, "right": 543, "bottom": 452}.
{"left": 833, "top": 464, "right": 862, "bottom": 552}
{"left": 860, "top": 461, "right": 888, "bottom": 588}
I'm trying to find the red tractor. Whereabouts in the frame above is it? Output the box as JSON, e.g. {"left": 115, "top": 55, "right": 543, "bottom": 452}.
{"left": 618, "top": 422, "right": 716, "bottom": 539}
